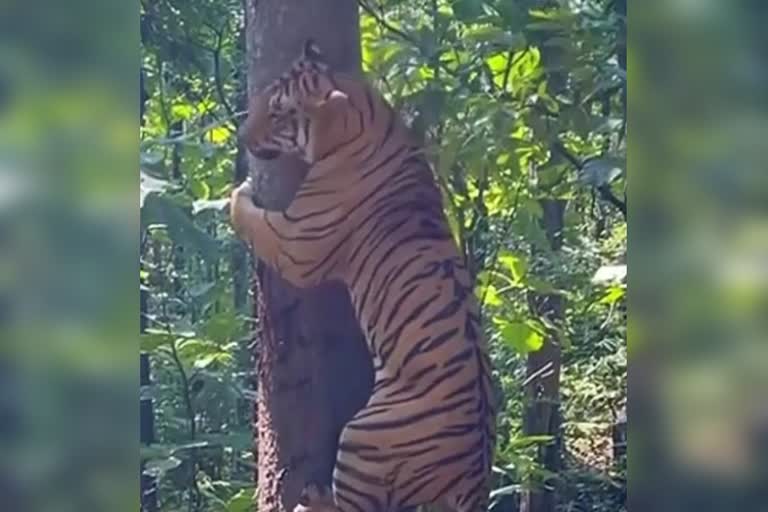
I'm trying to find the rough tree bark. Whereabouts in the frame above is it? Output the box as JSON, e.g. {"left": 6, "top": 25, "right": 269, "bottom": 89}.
{"left": 242, "top": 3, "right": 373, "bottom": 512}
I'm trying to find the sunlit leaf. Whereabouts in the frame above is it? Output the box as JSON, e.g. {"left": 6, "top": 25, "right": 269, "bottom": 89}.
{"left": 497, "top": 251, "right": 528, "bottom": 283}
{"left": 171, "top": 103, "right": 195, "bottom": 120}
{"left": 208, "top": 126, "right": 232, "bottom": 144}
{"left": 227, "top": 489, "right": 256, "bottom": 512}
{"left": 497, "top": 320, "right": 544, "bottom": 353}
{"left": 599, "top": 285, "right": 626, "bottom": 305}
{"left": 592, "top": 264, "right": 627, "bottom": 284}
{"left": 193, "top": 198, "right": 229, "bottom": 215}
{"left": 190, "top": 178, "right": 211, "bottom": 200}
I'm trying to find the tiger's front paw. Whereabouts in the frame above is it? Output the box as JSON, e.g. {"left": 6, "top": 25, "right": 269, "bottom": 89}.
{"left": 230, "top": 178, "right": 257, "bottom": 240}
{"left": 293, "top": 483, "right": 336, "bottom": 512}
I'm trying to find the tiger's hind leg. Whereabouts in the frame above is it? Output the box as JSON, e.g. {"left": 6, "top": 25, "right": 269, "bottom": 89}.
{"left": 294, "top": 483, "right": 339, "bottom": 512}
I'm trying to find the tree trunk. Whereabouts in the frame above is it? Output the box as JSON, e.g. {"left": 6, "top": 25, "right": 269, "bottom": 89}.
{"left": 520, "top": 8, "right": 568, "bottom": 510}
{"left": 521, "top": 201, "right": 564, "bottom": 512}
{"left": 242, "top": 3, "right": 372, "bottom": 512}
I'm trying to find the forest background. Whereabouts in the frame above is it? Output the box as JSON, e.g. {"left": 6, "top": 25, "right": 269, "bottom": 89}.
{"left": 1, "top": 0, "right": 766, "bottom": 511}
{"left": 139, "top": 1, "right": 626, "bottom": 511}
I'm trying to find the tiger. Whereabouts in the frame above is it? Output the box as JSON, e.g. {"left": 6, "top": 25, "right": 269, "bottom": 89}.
{"left": 230, "top": 39, "right": 496, "bottom": 512}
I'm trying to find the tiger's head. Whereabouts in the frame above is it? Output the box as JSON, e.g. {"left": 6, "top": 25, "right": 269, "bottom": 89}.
{"left": 240, "top": 39, "right": 350, "bottom": 162}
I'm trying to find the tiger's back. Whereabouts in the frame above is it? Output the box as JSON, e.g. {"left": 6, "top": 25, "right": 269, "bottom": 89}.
{"left": 234, "top": 41, "right": 496, "bottom": 512}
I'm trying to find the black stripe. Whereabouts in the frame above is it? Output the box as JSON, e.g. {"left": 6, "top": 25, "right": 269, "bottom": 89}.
{"left": 348, "top": 444, "right": 438, "bottom": 464}
{"left": 382, "top": 285, "right": 419, "bottom": 331}
{"left": 349, "top": 209, "right": 448, "bottom": 292}
{"left": 333, "top": 488, "right": 367, "bottom": 512}
{"left": 365, "top": 87, "right": 375, "bottom": 123}
{"left": 294, "top": 187, "right": 337, "bottom": 199}
{"left": 353, "top": 217, "right": 413, "bottom": 315}
{"left": 406, "top": 363, "right": 438, "bottom": 383}
{"left": 398, "top": 328, "right": 460, "bottom": 370}
{"left": 345, "top": 178, "right": 434, "bottom": 267}
{"left": 337, "top": 440, "right": 380, "bottom": 453}
{"left": 264, "top": 211, "right": 340, "bottom": 242}
{"left": 421, "top": 297, "right": 464, "bottom": 328}
{"left": 395, "top": 475, "right": 439, "bottom": 508}
{"left": 363, "top": 254, "right": 421, "bottom": 323}
{"left": 381, "top": 363, "right": 464, "bottom": 403}
{"left": 443, "top": 347, "right": 475, "bottom": 368}
{"left": 282, "top": 202, "right": 341, "bottom": 223}
{"left": 367, "top": 255, "right": 424, "bottom": 325}
{"left": 335, "top": 461, "right": 386, "bottom": 486}
{"left": 297, "top": 177, "right": 431, "bottom": 280}
{"left": 459, "top": 478, "right": 487, "bottom": 508}
{"left": 346, "top": 396, "right": 474, "bottom": 431}
{"left": 441, "top": 378, "right": 478, "bottom": 401}
{"left": 360, "top": 142, "right": 405, "bottom": 179}
{"left": 412, "top": 443, "right": 481, "bottom": 477}
{"left": 431, "top": 472, "right": 467, "bottom": 506}
{"left": 400, "top": 261, "right": 442, "bottom": 288}
{"left": 376, "top": 296, "right": 439, "bottom": 362}
{"left": 390, "top": 423, "right": 476, "bottom": 449}
{"left": 334, "top": 478, "right": 382, "bottom": 512}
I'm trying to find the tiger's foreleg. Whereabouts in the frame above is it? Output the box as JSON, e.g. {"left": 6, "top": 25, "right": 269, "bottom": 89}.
{"left": 230, "top": 178, "right": 321, "bottom": 287}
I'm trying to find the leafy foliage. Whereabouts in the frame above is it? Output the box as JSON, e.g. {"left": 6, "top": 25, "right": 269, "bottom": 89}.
{"left": 140, "top": 0, "right": 626, "bottom": 510}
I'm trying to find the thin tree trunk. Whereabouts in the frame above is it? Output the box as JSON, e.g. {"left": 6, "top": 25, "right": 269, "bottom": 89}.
{"left": 521, "top": 201, "right": 564, "bottom": 512}
{"left": 242, "top": 3, "right": 372, "bottom": 512}
{"left": 521, "top": 6, "right": 568, "bottom": 509}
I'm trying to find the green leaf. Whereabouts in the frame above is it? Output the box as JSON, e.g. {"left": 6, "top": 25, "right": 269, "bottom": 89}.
{"left": 203, "top": 310, "right": 242, "bottom": 344}
{"left": 171, "top": 103, "right": 195, "bottom": 120}
{"left": 208, "top": 126, "right": 232, "bottom": 144}
{"left": 497, "top": 321, "right": 544, "bottom": 353}
{"left": 226, "top": 489, "right": 255, "bottom": 512}
{"left": 452, "top": 0, "right": 484, "bottom": 21}
{"left": 497, "top": 251, "right": 527, "bottom": 283}
{"left": 599, "top": 285, "right": 626, "bottom": 305}
{"left": 507, "top": 434, "right": 555, "bottom": 448}
{"left": 176, "top": 339, "right": 231, "bottom": 369}
{"left": 141, "top": 192, "right": 221, "bottom": 261}
{"left": 482, "top": 284, "right": 503, "bottom": 307}
{"left": 141, "top": 332, "right": 173, "bottom": 353}
{"left": 189, "top": 179, "right": 211, "bottom": 200}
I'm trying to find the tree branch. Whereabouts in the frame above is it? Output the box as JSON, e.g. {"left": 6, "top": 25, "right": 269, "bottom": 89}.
{"left": 357, "top": 0, "right": 417, "bottom": 45}
{"left": 551, "top": 141, "right": 627, "bottom": 220}
{"left": 212, "top": 23, "right": 237, "bottom": 125}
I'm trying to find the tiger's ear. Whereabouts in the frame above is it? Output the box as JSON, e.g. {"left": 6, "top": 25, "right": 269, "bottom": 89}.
{"left": 306, "top": 89, "right": 348, "bottom": 111}
{"left": 302, "top": 39, "right": 324, "bottom": 62}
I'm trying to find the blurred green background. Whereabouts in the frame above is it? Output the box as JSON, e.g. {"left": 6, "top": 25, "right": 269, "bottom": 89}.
{"left": 0, "top": 0, "right": 766, "bottom": 510}
{"left": 631, "top": 1, "right": 768, "bottom": 509}
{"left": 0, "top": 1, "right": 138, "bottom": 511}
